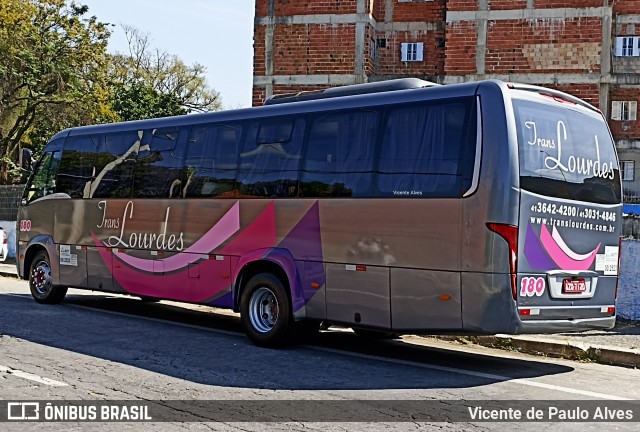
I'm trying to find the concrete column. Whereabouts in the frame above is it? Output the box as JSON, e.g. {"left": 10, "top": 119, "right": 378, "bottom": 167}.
{"left": 355, "top": 0, "right": 369, "bottom": 83}
{"left": 264, "top": 0, "right": 275, "bottom": 98}
{"left": 600, "top": 5, "right": 613, "bottom": 117}
{"left": 385, "top": 0, "right": 394, "bottom": 23}
{"left": 476, "top": 0, "right": 489, "bottom": 76}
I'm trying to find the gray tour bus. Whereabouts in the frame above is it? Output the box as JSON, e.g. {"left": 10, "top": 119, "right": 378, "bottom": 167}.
{"left": 17, "top": 79, "right": 622, "bottom": 347}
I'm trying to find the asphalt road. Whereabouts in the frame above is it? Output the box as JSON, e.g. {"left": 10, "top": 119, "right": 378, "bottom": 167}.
{"left": 1, "top": 276, "right": 640, "bottom": 431}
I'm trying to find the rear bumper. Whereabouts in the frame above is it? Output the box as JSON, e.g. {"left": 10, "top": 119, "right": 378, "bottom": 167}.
{"left": 515, "top": 316, "right": 615, "bottom": 334}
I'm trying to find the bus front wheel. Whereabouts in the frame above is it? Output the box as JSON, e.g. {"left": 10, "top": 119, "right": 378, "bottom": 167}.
{"left": 240, "top": 273, "right": 293, "bottom": 347}
{"left": 29, "top": 251, "right": 68, "bottom": 304}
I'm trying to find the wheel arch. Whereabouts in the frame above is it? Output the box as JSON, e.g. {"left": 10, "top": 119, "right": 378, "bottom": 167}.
{"left": 233, "top": 249, "right": 297, "bottom": 314}
{"left": 22, "top": 235, "right": 57, "bottom": 282}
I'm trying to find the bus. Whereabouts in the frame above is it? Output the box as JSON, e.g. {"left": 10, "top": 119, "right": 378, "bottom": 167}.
{"left": 17, "top": 79, "right": 623, "bottom": 347}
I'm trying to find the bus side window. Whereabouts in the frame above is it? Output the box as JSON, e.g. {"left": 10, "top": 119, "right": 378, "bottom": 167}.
{"left": 57, "top": 135, "right": 101, "bottom": 198}
{"left": 25, "top": 151, "right": 61, "bottom": 203}
{"left": 378, "top": 99, "right": 475, "bottom": 197}
{"left": 91, "top": 131, "right": 140, "bottom": 199}
{"left": 184, "top": 123, "right": 240, "bottom": 198}
{"left": 301, "top": 110, "right": 378, "bottom": 197}
{"left": 134, "top": 127, "right": 185, "bottom": 198}
{"left": 236, "top": 118, "right": 305, "bottom": 198}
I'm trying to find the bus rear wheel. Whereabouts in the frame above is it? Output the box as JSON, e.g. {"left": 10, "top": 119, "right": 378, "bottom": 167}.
{"left": 240, "top": 273, "right": 293, "bottom": 347}
{"left": 29, "top": 251, "right": 67, "bottom": 304}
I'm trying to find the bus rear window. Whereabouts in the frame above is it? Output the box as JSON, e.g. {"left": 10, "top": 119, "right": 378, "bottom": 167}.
{"left": 514, "top": 100, "right": 621, "bottom": 204}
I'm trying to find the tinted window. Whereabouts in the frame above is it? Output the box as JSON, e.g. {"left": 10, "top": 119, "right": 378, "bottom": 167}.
{"left": 25, "top": 151, "right": 61, "bottom": 203}
{"left": 184, "top": 123, "right": 241, "bottom": 198}
{"left": 133, "top": 127, "right": 185, "bottom": 198}
{"left": 514, "top": 100, "right": 621, "bottom": 204}
{"left": 237, "top": 118, "right": 305, "bottom": 198}
{"left": 57, "top": 135, "right": 101, "bottom": 198}
{"left": 377, "top": 98, "right": 477, "bottom": 198}
{"left": 300, "top": 110, "right": 378, "bottom": 197}
{"left": 92, "top": 131, "right": 140, "bottom": 198}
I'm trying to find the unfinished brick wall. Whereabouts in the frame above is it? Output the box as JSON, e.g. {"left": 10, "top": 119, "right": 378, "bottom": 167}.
{"left": 273, "top": 24, "right": 356, "bottom": 76}
{"left": 446, "top": 0, "right": 480, "bottom": 12}
{"left": 534, "top": 0, "right": 606, "bottom": 8}
{"left": 613, "top": 0, "right": 640, "bottom": 14}
{"left": 253, "top": 25, "right": 267, "bottom": 77}
{"left": 273, "top": 1, "right": 360, "bottom": 15}
{"left": 393, "top": 0, "right": 446, "bottom": 22}
{"left": 444, "top": 21, "right": 477, "bottom": 75}
{"left": 486, "top": 18, "right": 603, "bottom": 74}
{"left": 547, "top": 83, "right": 601, "bottom": 107}
{"left": 488, "top": 0, "right": 527, "bottom": 10}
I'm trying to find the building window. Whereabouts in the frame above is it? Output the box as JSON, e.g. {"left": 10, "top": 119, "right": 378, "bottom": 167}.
{"left": 401, "top": 42, "right": 424, "bottom": 62}
{"left": 611, "top": 101, "right": 638, "bottom": 121}
{"left": 615, "top": 37, "right": 640, "bottom": 57}
{"left": 621, "top": 161, "right": 635, "bottom": 181}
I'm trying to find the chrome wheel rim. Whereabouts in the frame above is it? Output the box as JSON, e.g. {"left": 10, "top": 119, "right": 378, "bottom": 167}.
{"left": 248, "top": 287, "right": 279, "bottom": 333}
{"left": 31, "top": 260, "right": 52, "bottom": 296}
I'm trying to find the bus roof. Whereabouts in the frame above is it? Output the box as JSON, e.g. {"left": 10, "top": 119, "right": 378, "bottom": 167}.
{"left": 48, "top": 79, "right": 598, "bottom": 142}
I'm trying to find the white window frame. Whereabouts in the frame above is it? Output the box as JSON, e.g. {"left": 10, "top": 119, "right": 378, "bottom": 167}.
{"left": 615, "top": 36, "right": 640, "bottom": 57}
{"left": 611, "top": 100, "right": 638, "bottom": 121}
{"left": 621, "top": 161, "right": 635, "bottom": 181}
{"left": 401, "top": 42, "right": 424, "bottom": 62}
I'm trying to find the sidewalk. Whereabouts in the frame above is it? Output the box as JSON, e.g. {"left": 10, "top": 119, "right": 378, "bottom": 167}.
{"left": 0, "top": 260, "right": 17, "bottom": 278}
{"left": 1, "top": 260, "right": 639, "bottom": 368}
{"left": 434, "top": 320, "right": 640, "bottom": 368}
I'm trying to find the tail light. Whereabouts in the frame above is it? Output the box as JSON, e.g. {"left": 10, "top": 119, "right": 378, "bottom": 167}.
{"left": 487, "top": 223, "right": 519, "bottom": 300}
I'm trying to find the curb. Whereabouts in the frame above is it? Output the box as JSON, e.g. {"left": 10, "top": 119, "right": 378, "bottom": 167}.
{"left": 442, "top": 335, "right": 640, "bottom": 369}
{"left": 0, "top": 265, "right": 18, "bottom": 279}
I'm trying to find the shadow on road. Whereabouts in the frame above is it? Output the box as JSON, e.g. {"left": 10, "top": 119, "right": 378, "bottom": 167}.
{"left": 0, "top": 291, "right": 574, "bottom": 391}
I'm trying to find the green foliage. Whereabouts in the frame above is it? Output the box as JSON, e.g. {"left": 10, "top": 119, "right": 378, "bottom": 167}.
{"left": 0, "top": 2, "right": 222, "bottom": 184}
{"left": 0, "top": 0, "right": 113, "bottom": 182}
{"left": 112, "top": 81, "right": 187, "bottom": 121}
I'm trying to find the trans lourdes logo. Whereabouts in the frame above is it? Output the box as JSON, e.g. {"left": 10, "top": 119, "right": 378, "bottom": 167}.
{"left": 96, "top": 200, "right": 185, "bottom": 251}
{"left": 525, "top": 120, "right": 616, "bottom": 180}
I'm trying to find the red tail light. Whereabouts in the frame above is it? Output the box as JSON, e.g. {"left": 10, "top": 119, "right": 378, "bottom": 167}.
{"left": 487, "top": 223, "right": 519, "bottom": 300}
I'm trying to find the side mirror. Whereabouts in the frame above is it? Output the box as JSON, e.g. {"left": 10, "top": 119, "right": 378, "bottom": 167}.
{"left": 19, "top": 148, "right": 33, "bottom": 172}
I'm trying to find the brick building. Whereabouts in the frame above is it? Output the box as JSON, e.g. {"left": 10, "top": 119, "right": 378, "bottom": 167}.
{"left": 253, "top": 0, "right": 640, "bottom": 200}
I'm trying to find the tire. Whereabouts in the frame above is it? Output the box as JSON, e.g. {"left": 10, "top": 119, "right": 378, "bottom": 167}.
{"left": 353, "top": 328, "right": 400, "bottom": 340}
{"left": 29, "top": 251, "right": 68, "bottom": 304}
{"left": 240, "top": 273, "right": 293, "bottom": 347}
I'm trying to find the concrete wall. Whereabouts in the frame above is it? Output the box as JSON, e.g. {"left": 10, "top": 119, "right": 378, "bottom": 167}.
{"left": 618, "top": 239, "right": 640, "bottom": 320}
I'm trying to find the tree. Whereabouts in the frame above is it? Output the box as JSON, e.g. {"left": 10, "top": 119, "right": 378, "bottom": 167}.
{"left": 108, "top": 25, "right": 221, "bottom": 119}
{"left": 111, "top": 81, "right": 187, "bottom": 121}
{"left": 0, "top": 0, "right": 113, "bottom": 182}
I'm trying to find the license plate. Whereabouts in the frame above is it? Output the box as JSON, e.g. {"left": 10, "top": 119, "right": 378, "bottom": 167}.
{"left": 563, "top": 278, "right": 587, "bottom": 294}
